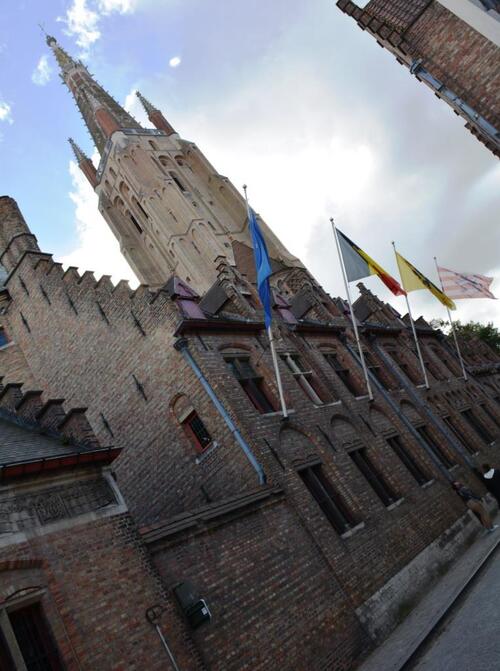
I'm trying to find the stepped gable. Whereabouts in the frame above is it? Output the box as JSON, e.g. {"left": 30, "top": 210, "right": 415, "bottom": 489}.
{"left": 0, "top": 379, "right": 120, "bottom": 480}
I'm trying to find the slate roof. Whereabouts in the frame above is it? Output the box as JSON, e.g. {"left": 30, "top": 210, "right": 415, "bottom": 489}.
{"left": 0, "top": 409, "right": 97, "bottom": 467}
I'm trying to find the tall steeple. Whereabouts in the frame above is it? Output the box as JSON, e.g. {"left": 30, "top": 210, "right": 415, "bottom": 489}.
{"left": 136, "top": 91, "right": 176, "bottom": 135}
{"left": 68, "top": 138, "right": 98, "bottom": 187}
{"left": 46, "top": 35, "right": 141, "bottom": 154}
{"left": 47, "top": 35, "right": 303, "bottom": 291}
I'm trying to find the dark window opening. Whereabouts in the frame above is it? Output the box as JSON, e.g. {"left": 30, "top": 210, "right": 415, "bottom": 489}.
{"left": 480, "top": 403, "right": 500, "bottom": 429}
{"left": 350, "top": 448, "right": 399, "bottom": 507}
{"left": 182, "top": 411, "right": 212, "bottom": 454}
{"left": 443, "top": 416, "right": 476, "bottom": 455}
{"left": 461, "top": 409, "right": 493, "bottom": 444}
{"left": 323, "top": 352, "right": 359, "bottom": 396}
{"left": 137, "top": 201, "right": 149, "bottom": 219}
{"left": 225, "top": 357, "right": 277, "bottom": 414}
{"left": 0, "top": 329, "right": 8, "bottom": 348}
{"left": 387, "top": 349, "right": 421, "bottom": 384}
{"left": 417, "top": 425, "right": 455, "bottom": 469}
{"left": 129, "top": 214, "right": 143, "bottom": 234}
{"left": 281, "top": 354, "right": 331, "bottom": 405}
{"left": 169, "top": 172, "right": 187, "bottom": 192}
{"left": 8, "top": 602, "right": 64, "bottom": 671}
{"left": 387, "top": 435, "right": 430, "bottom": 486}
{"left": 298, "top": 464, "right": 356, "bottom": 534}
{"left": 364, "top": 352, "right": 393, "bottom": 390}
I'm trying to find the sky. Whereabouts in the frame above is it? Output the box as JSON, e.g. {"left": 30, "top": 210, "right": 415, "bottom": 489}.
{"left": 0, "top": 0, "right": 498, "bottom": 327}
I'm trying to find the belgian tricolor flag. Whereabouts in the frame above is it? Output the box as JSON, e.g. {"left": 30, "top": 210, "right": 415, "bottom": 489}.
{"left": 337, "top": 229, "right": 406, "bottom": 297}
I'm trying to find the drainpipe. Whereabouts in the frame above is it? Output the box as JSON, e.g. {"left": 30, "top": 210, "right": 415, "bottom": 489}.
{"left": 345, "top": 342, "right": 452, "bottom": 481}
{"left": 371, "top": 342, "right": 475, "bottom": 469}
{"left": 174, "top": 337, "right": 266, "bottom": 485}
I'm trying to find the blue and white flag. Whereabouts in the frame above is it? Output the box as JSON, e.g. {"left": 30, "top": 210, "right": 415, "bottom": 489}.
{"left": 247, "top": 206, "right": 273, "bottom": 328}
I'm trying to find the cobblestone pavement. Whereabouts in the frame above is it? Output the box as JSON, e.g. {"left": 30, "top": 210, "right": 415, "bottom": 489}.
{"left": 410, "top": 543, "right": 500, "bottom": 671}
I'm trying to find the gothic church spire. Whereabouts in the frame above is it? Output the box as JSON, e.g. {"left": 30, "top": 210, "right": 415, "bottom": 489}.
{"left": 46, "top": 35, "right": 142, "bottom": 154}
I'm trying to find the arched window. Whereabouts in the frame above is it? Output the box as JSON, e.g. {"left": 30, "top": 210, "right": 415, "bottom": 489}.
{"left": 173, "top": 395, "right": 212, "bottom": 454}
{"left": 280, "top": 429, "right": 357, "bottom": 534}
{"left": 169, "top": 171, "right": 187, "bottom": 193}
{"left": 223, "top": 352, "right": 277, "bottom": 414}
{"left": 280, "top": 353, "right": 331, "bottom": 405}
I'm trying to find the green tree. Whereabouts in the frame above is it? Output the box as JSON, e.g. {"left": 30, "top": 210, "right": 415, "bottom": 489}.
{"left": 430, "top": 319, "right": 500, "bottom": 354}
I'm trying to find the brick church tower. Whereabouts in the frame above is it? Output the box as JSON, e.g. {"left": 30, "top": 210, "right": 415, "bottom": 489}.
{"left": 337, "top": 0, "right": 500, "bottom": 156}
{"left": 47, "top": 35, "right": 302, "bottom": 291}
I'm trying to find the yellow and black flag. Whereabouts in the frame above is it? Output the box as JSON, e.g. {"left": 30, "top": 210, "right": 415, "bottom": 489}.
{"left": 395, "top": 252, "right": 456, "bottom": 310}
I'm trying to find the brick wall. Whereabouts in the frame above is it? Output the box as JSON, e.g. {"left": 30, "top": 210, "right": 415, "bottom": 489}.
{"left": 0, "top": 512, "right": 202, "bottom": 671}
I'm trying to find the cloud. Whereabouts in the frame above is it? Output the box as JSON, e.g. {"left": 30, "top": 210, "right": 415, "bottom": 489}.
{"left": 31, "top": 55, "right": 53, "bottom": 86}
{"left": 169, "top": 56, "right": 181, "bottom": 68}
{"left": 0, "top": 101, "right": 13, "bottom": 124}
{"left": 61, "top": 156, "right": 138, "bottom": 286}
{"left": 58, "top": 0, "right": 137, "bottom": 52}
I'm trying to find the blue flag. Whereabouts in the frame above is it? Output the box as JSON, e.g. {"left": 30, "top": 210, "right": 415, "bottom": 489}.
{"left": 247, "top": 206, "right": 273, "bottom": 328}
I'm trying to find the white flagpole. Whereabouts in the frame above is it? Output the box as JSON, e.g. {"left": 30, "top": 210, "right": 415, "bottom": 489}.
{"left": 434, "top": 256, "right": 468, "bottom": 381}
{"left": 331, "top": 218, "right": 373, "bottom": 401}
{"left": 392, "top": 242, "right": 430, "bottom": 390}
{"left": 243, "top": 185, "right": 288, "bottom": 418}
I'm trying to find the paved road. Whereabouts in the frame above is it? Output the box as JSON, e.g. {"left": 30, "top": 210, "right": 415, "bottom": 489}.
{"left": 411, "top": 545, "right": 500, "bottom": 671}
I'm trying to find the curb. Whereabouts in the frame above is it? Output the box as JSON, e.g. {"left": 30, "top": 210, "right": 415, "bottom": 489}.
{"left": 400, "top": 534, "right": 500, "bottom": 670}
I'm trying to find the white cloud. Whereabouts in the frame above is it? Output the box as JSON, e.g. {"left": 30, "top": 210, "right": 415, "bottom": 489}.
{"left": 169, "top": 56, "right": 181, "bottom": 68}
{"left": 31, "top": 55, "right": 53, "bottom": 86}
{"left": 97, "top": 0, "right": 136, "bottom": 12}
{"left": 58, "top": 0, "right": 137, "bottom": 52}
{"left": 0, "top": 101, "right": 13, "bottom": 124}
{"left": 61, "top": 157, "right": 138, "bottom": 286}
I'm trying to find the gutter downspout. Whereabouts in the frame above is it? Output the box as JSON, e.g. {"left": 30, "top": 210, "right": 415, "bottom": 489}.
{"left": 174, "top": 337, "right": 266, "bottom": 485}
{"left": 345, "top": 342, "right": 452, "bottom": 480}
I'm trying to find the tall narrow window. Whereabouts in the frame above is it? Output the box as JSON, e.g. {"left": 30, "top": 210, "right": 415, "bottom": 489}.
{"left": 364, "top": 352, "right": 393, "bottom": 390}
{"left": 443, "top": 416, "right": 477, "bottom": 455}
{"left": 0, "top": 329, "right": 8, "bottom": 348}
{"left": 417, "top": 425, "right": 455, "bottom": 469}
{"left": 461, "top": 409, "right": 493, "bottom": 444}
{"left": 181, "top": 411, "right": 212, "bottom": 454}
{"left": 169, "top": 172, "right": 187, "bottom": 192}
{"left": 8, "top": 602, "right": 64, "bottom": 670}
{"left": 298, "top": 464, "right": 356, "bottom": 534}
{"left": 386, "top": 349, "right": 421, "bottom": 384}
{"left": 387, "top": 435, "right": 430, "bottom": 486}
{"left": 281, "top": 354, "right": 330, "bottom": 405}
{"left": 323, "top": 352, "right": 360, "bottom": 396}
{"left": 350, "top": 448, "right": 399, "bottom": 506}
{"left": 225, "top": 357, "right": 277, "bottom": 414}
{"left": 480, "top": 403, "right": 500, "bottom": 429}
{"left": 129, "top": 213, "right": 143, "bottom": 234}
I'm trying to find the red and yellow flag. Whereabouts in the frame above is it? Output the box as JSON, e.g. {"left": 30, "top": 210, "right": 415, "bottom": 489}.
{"left": 337, "top": 229, "right": 406, "bottom": 296}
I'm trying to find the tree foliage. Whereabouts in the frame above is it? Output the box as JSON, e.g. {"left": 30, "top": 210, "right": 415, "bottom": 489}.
{"left": 430, "top": 318, "right": 500, "bottom": 354}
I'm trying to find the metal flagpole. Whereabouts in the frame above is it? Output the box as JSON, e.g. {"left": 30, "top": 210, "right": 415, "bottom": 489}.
{"left": 331, "top": 218, "right": 373, "bottom": 401}
{"left": 434, "top": 256, "right": 468, "bottom": 381}
{"left": 243, "top": 185, "right": 288, "bottom": 418}
{"left": 392, "top": 242, "right": 430, "bottom": 389}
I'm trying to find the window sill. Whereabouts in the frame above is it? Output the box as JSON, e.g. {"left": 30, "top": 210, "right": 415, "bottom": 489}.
{"left": 0, "top": 342, "right": 14, "bottom": 351}
{"left": 421, "top": 479, "right": 435, "bottom": 490}
{"left": 262, "top": 409, "right": 295, "bottom": 418}
{"left": 195, "top": 441, "right": 219, "bottom": 464}
{"left": 387, "top": 497, "right": 405, "bottom": 511}
{"left": 314, "top": 400, "right": 342, "bottom": 409}
{"left": 341, "top": 521, "right": 365, "bottom": 539}
{"left": 355, "top": 394, "right": 371, "bottom": 401}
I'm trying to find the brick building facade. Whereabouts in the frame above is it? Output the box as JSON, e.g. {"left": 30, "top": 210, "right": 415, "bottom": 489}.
{"left": 0, "top": 33, "right": 499, "bottom": 670}
{"left": 336, "top": 0, "right": 500, "bottom": 156}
